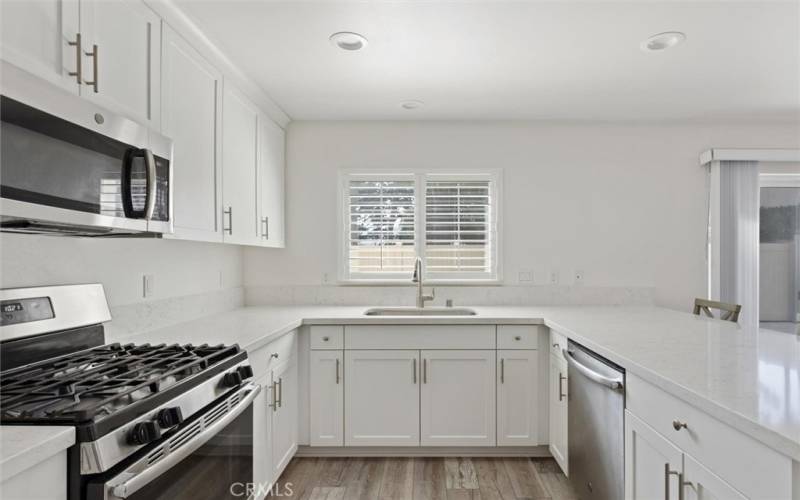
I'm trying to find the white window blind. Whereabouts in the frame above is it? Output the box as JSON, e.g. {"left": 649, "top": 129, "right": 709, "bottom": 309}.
{"left": 425, "top": 178, "right": 493, "bottom": 278}
{"left": 347, "top": 178, "right": 416, "bottom": 276}
{"left": 342, "top": 171, "right": 499, "bottom": 281}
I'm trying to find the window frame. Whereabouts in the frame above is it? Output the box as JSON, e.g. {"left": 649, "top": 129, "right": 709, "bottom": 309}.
{"left": 338, "top": 168, "right": 503, "bottom": 284}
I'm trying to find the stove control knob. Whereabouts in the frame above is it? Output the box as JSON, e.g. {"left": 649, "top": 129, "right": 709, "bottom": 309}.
{"left": 128, "top": 421, "right": 161, "bottom": 445}
{"left": 237, "top": 365, "right": 254, "bottom": 380}
{"left": 221, "top": 370, "right": 243, "bottom": 387}
{"left": 156, "top": 407, "right": 184, "bottom": 429}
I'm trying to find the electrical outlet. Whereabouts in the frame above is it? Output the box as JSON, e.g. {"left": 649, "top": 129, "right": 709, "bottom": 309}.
{"left": 142, "top": 274, "right": 155, "bottom": 298}
{"left": 574, "top": 270, "right": 584, "bottom": 284}
{"left": 518, "top": 270, "right": 533, "bottom": 283}
{"left": 549, "top": 270, "right": 560, "bottom": 285}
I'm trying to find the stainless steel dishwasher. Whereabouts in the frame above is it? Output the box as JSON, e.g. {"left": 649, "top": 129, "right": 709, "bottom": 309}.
{"left": 564, "top": 340, "right": 625, "bottom": 500}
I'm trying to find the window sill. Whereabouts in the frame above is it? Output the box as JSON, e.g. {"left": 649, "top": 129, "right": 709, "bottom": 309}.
{"left": 336, "top": 279, "right": 503, "bottom": 287}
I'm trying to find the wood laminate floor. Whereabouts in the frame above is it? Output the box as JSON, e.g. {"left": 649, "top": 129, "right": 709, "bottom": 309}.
{"left": 268, "top": 457, "right": 578, "bottom": 500}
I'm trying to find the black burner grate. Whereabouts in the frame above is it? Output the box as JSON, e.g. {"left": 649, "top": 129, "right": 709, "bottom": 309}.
{"left": 0, "top": 343, "right": 242, "bottom": 427}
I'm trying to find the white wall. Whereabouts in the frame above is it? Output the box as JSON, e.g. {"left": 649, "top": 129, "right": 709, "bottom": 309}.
{"left": 0, "top": 234, "right": 243, "bottom": 307}
{"left": 244, "top": 121, "right": 800, "bottom": 310}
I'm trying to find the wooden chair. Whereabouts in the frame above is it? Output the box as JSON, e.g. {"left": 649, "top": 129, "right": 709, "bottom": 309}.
{"left": 693, "top": 298, "right": 742, "bottom": 323}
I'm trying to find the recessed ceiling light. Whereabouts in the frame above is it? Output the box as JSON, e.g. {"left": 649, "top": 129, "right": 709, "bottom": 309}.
{"left": 401, "top": 100, "right": 424, "bottom": 110}
{"left": 329, "top": 32, "right": 368, "bottom": 51}
{"left": 641, "top": 32, "right": 686, "bottom": 52}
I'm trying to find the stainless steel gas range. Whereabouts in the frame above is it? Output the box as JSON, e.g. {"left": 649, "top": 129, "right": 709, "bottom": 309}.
{"left": 0, "top": 284, "right": 260, "bottom": 500}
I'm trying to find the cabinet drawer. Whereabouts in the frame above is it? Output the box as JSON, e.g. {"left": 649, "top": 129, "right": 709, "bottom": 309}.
{"left": 249, "top": 330, "right": 297, "bottom": 379}
{"left": 497, "top": 325, "right": 541, "bottom": 349}
{"left": 549, "top": 330, "right": 567, "bottom": 359}
{"left": 626, "top": 374, "right": 792, "bottom": 499}
{"left": 310, "top": 326, "right": 343, "bottom": 350}
{"left": 345, "top": 325, "right": 495, "bottom": 350}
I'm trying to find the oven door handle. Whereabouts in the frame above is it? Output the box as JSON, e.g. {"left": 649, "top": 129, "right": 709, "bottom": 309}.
{"left": 109, "top": 383, "right": 261, "bottom": 499}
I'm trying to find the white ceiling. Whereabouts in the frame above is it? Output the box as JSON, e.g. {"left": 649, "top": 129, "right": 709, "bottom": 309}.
{"left": 174, "top": 1, "right": 800, "bottom": 122}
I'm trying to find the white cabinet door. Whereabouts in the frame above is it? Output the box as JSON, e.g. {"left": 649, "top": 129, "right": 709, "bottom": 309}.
{"left": 270, "top": 352, "right": 298, "bottom": 480}
{"left": 420, "top": 350, "right": 496, "bottom": 447}
{"left": 161, "top": 25, "right": 222, "bottom": 242}
{"left": 80, "top": 0, "right": 160, "bottom": 128}
{"left": 497, "top": 350, "right": 539, "bottom": 446}
{"left": 549, "top": 353, "right": 569, "bottom": 474}
{"left": 0, "top": 0, "right": 80, "bottom": 93}
{"left": 252, "top": 374, "right": 273, "bottom": 500}
{"left": 625, "top": 411, "right": 684, "bottom": 500}
{"left": 309, "top": 350, "right": 343, "bottom": 446}
{"left": 345, "top": 350, "right": 420, "bottom": 446}
{"left": 221, "top": 84, "right": 260, "bottom": 246}
{"left": 682, "top": 454, "right": 747, "bottom": 500}
{"left": 257, "top": 114, "right": 285, "bottom": 247}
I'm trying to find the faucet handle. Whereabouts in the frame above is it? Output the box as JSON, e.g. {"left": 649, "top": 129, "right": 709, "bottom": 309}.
{"left": 430, "top": 288, "right": 435, "bottom": 299}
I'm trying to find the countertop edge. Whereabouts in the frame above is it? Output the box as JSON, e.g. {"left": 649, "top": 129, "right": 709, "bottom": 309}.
{"left": 0, "top": 426, "right": 75, "bottom": 482}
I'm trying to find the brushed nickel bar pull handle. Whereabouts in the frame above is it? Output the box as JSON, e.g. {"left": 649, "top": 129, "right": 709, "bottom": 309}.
{"left": 558, "top": 372, "right": 567, "bottom": 401}
{"left": 84, "top": 43, "right": 98, "bottom": 93}
{"left": 277, "top": 377, "right": 283, "bottom": 408}
{"left": 500, "top": 358, "right": 505, "bottom": 384}
{"left": 423, "top": 359, "right": 427, "bottom": 384}
{"left": 67, "top": 33, "right": 82, "bottom": 84}
{"left": 664, "top": 463, "right": 682, "bottom": 500}
{"left": 265, "top": 216, "right": 269, "bottom": 240}
{"left": 336, "top": 358, "right": 340, "bottom": 384}
{"left": 413, "top": 358, "right": 417, "bottom": 384}
{"left": 223, "top": 207, "right": 233, "bottom": 234}
{"left": 268, "top": 381, "right": 277, "bottom": 410}
{"left": 678, "top": 474, "right": 688, "bottom": 500}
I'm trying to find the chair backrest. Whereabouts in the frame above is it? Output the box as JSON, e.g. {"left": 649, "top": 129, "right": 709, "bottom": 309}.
{"left": 693, "top": 298, "right": 742, "bottom": 323}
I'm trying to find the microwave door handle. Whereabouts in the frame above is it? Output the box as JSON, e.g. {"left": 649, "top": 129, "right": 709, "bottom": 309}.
{"left": 109, "top": 383, "right": 261, "bottom": 499}
{"left": 563, "top": 349, "right": 624, "bottom": 390}
{"left": 143, "top": 149, "right": 156, "bottom": 220}
{"left": 121, "top": 148, "right": 145, "bottom": 218}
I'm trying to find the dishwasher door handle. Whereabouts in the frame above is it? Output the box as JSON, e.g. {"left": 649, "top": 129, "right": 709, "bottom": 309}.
{"left": 563, "top": 348, "right": 624, "bottom": 390}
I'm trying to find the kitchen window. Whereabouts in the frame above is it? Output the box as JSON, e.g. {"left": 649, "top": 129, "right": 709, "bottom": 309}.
{"left": 340, "top": 171, "right": 501, "bottom": 282}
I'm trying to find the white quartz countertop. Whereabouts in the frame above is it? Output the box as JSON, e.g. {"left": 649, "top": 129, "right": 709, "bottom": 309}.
{"left": 109, "top": 305, "right": 800, "bottom": 461}
{"left": 0, "top": 426, "right": 74, "bottom": 482}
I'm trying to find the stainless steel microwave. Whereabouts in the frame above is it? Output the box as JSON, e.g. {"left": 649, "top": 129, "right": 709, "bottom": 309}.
{"left": 0, "top": 62, "right": 173, "bottom": 236}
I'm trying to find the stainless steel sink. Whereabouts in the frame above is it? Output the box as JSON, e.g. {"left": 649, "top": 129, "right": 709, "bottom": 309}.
{"left": 363, "top": 307, "right": 477, "bottom": 316}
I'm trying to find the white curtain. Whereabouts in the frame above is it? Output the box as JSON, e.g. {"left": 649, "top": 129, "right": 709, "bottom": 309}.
{"left": 719, "top": 160, "right": 759, "bottom": 326}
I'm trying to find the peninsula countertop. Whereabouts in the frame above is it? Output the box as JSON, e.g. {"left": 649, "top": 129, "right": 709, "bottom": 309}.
{"left": 107, "top": 304, "right": 800, "bottom": 462}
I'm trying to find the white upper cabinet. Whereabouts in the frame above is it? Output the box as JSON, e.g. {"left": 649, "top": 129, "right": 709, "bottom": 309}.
{"left": 420, "top": 350, "right": 496, "bottom": 447}
{"left": 0, "top": 0, "right": 80, "bottom": 93}
{"left": 497, "top": 349, "right": 540, "bottom": 446}
{"left": 221, "top": 84, "right": 260, "bottom": 246}
{"left": 161, "top": 24, "right": 222, "bottom": 242}
{"left": 257, "top": 114, "right": 285, "bottom": 247}
{"left": 79, "top": 0, "right": 160, "bottom": 128}
{"left": 345, "top": 350, "right": 420, "bottom": 446}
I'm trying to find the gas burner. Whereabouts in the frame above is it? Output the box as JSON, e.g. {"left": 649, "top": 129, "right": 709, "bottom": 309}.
{"left": 0, "top": 342, "right": 242, "bottom": 428}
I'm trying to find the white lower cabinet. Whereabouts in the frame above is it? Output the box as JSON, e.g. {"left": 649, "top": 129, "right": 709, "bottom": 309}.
{"left": 420, "top": 350, "right": 496, "bottom": 446}
{"left": 625, "top": 411, "right": 749, "bottom": 500}
{"left": 682, "top": 454, "right": 747, "bottom": 500}
{"left": 625, "top": 411, "right": 683, "bottom": 500}
{"left": 252, "top": 373, "right": 272, "bottom": 500}
{"left": 309, "top": 349, "right": 344, "bottom": 446}
{"left": 548, "top": 352, "right": 568, "bottom": 474}
{"left": 497, "top": 350, "right": 539, "bottom": 446}
{"left": 344, "top": 350, "right": 420, "bottom": 446}
{"left": 270, "top": 353, "right": 298, "bottom": 479}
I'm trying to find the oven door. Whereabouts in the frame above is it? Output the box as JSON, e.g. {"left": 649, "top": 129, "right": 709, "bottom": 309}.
{"left": 0, "top": 61, "right": 172, "bottom": 236}
{"left": 86, "top": 383, "right": 259, "bottom": 500}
